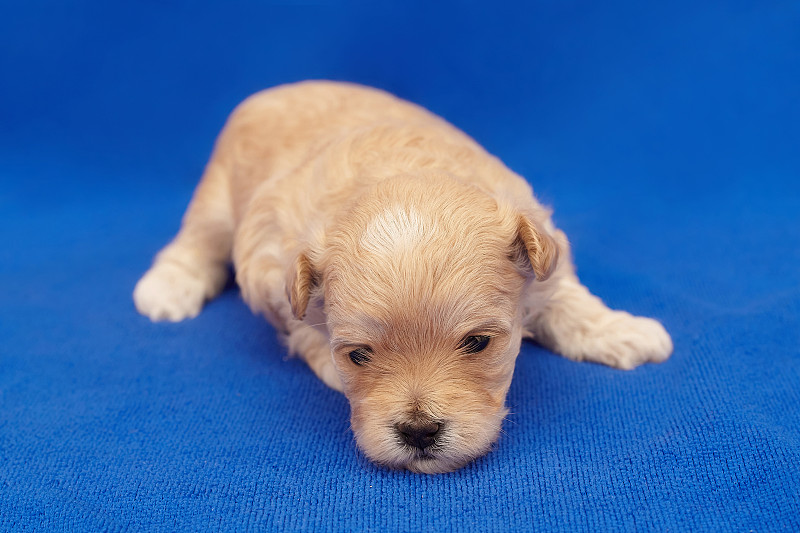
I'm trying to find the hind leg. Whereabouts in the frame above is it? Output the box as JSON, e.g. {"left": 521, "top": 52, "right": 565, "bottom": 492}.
{"left": 134, "top": 162, "right": 234, "bottom": 322}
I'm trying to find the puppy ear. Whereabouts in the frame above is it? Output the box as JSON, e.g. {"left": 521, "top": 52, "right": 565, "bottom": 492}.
{"left": 286, "top": 252, "right": 318, "bottom": 320}
{"left": 512, "top": 215, "right": 559, "bottom": 281}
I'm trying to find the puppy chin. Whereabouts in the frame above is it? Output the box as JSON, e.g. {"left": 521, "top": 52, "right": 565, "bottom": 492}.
{"left": 350, "top": 406, "right": 509, "bottom": 474}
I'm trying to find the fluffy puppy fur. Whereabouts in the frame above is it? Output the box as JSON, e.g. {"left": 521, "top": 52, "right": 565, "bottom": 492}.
{"left": 134, "top": 81, "right": 672, "bottom": 474}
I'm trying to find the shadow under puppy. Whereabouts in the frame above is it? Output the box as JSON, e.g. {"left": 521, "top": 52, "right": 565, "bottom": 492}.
{"left": 134, "top": 81, "right": 672, "bottom": 474}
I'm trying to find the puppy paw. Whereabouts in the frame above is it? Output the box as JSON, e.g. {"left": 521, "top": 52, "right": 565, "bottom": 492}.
{"left": 286, "top": 327, "right": 345, "bottom": 392}
{"left": 133, "top": 261, "right": 210, "bottom": 322}
{"left": 317, "top": 359, "right": 344, "bottom": 392}
{"left": 586, "top": 312, "right": 673, "bottom": 369}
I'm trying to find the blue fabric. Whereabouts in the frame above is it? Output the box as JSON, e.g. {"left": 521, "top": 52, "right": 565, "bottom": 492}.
{"left": 2, "top": 1, "right": 799, "bottom": 530}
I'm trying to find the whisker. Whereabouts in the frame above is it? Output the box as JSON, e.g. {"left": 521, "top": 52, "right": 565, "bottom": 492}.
{"left": 296, "top": 321, "right": 328, "bottom": 329}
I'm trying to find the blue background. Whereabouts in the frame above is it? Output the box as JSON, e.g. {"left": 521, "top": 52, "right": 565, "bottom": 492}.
{"left": 2, "top": 1, "right": 799, "bottom": 530}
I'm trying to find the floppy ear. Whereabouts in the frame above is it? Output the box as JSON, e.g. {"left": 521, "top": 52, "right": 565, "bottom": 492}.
{"left": 286, "top": 252, "right": 318, "bottom": 320}
{"left": 512, "top": 215, "right": 559, "bottom": 281}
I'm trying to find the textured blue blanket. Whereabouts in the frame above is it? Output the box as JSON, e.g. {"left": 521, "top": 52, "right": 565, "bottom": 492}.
{"left": 2, "top": 1, "right": 798, "bottom": 531}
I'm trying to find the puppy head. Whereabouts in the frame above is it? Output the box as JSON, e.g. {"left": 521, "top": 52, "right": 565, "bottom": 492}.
{"left": 289, "top": 172, "right": 558, "bottom": 473}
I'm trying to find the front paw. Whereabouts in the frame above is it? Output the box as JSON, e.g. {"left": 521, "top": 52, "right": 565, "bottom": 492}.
{"left": 133, "top": 261, "right": 208, "bottom": 322}
{"left": 318, "top": 359, "right": 344, "bottom": 392}
{"left": 587, "top": 312, "right": 673, "bottom": 369}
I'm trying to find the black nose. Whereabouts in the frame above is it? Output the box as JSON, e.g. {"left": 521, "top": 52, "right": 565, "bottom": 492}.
{"left": 396, "top": 421, "right": 441, "bottom": 450}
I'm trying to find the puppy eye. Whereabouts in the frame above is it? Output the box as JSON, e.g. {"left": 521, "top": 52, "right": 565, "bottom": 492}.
{"left": 348, "top": 347, "right": 372, "bottom": 366}
{"left": 459, "top": 335, "right": 491, "bottom": 354}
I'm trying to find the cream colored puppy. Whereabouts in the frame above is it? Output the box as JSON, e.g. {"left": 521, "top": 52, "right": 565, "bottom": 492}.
{"left": 134, "top": 81, "right": 672, "bottom": 473}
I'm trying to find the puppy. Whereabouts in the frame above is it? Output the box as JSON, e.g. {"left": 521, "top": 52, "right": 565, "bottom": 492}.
{"left": 134, "top": 81, "right": 672, "bottom": 473}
